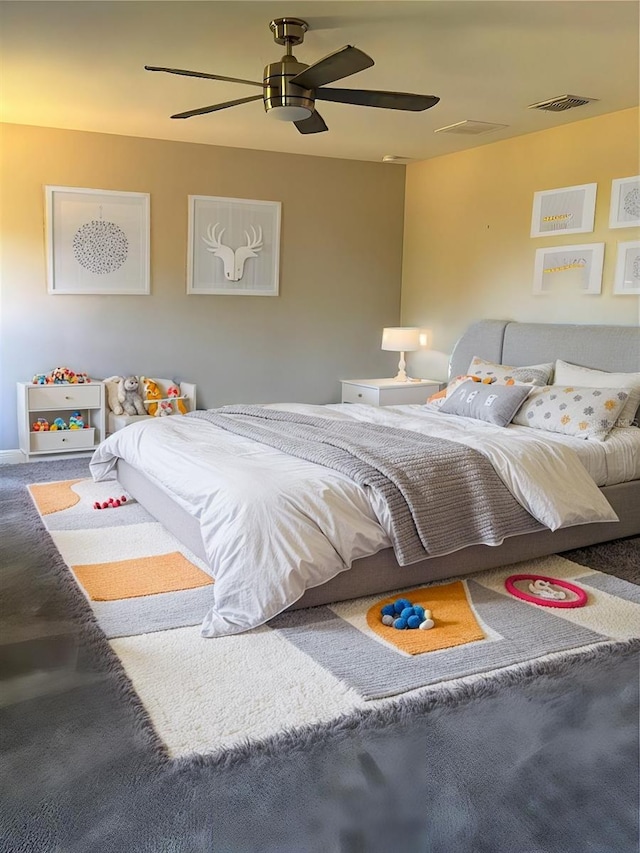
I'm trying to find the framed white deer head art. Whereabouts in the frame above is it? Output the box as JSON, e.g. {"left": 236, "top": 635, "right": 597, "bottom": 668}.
{"left": 187, "top": 195, "right": 281, "bottom": 295}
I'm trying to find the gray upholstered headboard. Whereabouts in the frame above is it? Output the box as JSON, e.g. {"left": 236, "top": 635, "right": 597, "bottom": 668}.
{"left": 450, "top": 320, "right": 640, "bottom": 379}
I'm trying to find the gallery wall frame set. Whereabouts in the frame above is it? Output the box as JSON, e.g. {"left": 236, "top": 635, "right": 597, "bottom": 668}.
{"left": 45, "top": 186, "right": 150, "bottom": 295}
{"left": 186, "top": 195, "right": 281, "bottom": 296}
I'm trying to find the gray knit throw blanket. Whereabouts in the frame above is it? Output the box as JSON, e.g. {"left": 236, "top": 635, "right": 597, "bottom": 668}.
{"left": 188, "top": 406, "right": 542, "bottom": 565}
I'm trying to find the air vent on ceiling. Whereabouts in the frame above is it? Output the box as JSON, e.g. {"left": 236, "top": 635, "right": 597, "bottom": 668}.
{"left": 528, "top": 95, "right": 598, "bottom": 112}
{"left": 434, "top": 120, "right": 508, "bottom": 136}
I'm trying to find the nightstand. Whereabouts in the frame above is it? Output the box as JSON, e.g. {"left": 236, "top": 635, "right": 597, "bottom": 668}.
{"left": 340, "top": 378, "right": 442, "bottom": 407}
{"left": 17, "top": 381, "right": 106, "bottom": 459}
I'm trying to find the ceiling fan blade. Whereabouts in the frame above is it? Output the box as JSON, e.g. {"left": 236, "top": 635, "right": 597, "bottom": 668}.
{"left": 171, "top": 95, "right": 263, "bottom": 119}
{"left": 294, "top": 110, "right": 329, "bottom": 134}
{"left": 289, "top": 46, "right": 374, "bottom": 89}
{"left": 316, "top": 88, "right": 440, "bottom": 111}
{"left": 145, "top": 65, "right": 262, "bottom": 88}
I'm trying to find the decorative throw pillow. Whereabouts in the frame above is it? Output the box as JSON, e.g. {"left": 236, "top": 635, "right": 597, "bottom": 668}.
{"left": 553, "top": 360, "right": 640, "bottom": 427}
{"left": 512, "top": 385, "right": 629, "bottom": 441}
{"left": 439, "top": 380, "right": 531, "bottom": 426}
{"left": 426, "top": 374, "right": 481, "bottom": 408}
{"left": 467, "top": 356, "right": 554, "bottom": 387}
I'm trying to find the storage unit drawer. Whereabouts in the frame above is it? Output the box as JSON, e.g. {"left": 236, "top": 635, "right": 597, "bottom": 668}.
{"left": 28, "top": 385, "right": 102, "bottom": 410}
{"left": 341, "top": 384, "right": 380, "bottom": 405}
{"left": 30, "top": 428, "right": 96, "bottom": 453}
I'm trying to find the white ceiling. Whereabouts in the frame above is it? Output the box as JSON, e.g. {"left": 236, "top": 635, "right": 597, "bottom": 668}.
{"left": 1, "top": 1, "right": 638, "bottom": 163}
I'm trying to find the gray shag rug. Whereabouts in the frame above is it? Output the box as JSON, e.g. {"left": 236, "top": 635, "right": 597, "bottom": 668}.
{"left": 1, "top": 458, "right": 638, "bottom": 853}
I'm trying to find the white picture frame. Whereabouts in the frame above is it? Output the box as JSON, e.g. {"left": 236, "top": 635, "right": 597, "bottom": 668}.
{"left": 609, "top": 176, "right": 640, "bottom": 229}
{"left": 187, "top": 195, "right": 281, "bottom": 296}
{"left": 532, "top": 243, "right": 605, "bottom": 296}
{"left": 530, "top": 183, "right": 597, "bottom": 238}
{"left": 613, "top": 241, "right": 640, "bottom": 295}
{"left": 45, "top": 186, "right": 150, "bottom": 295}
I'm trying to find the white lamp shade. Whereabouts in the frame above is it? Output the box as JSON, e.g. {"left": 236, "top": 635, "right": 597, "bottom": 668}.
{"left": 381, "top": 327, "right": 427, "bottom": 352}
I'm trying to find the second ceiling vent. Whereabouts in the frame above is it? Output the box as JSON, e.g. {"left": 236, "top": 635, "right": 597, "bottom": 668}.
{"left": 528, "top": 94, "right": 598, "bottom": 112}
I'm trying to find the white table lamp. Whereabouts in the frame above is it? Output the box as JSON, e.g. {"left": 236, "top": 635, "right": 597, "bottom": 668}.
{"left": 381, "top": 327, "right": 428, "bottom": 382}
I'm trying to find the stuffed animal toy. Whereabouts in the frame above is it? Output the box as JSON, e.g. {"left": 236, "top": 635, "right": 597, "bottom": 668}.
{"left": 141, "top": 377, "right": 162, "bottom": 417}
{"left": 104, "top": 376, "right": 124, "bottom": 415}
{"left": 156, "top": 400, "right": 173, "bottom": 417}
{"left": 118, "top": 376, "right": 147, "bottom": 416}
{"left": 45, "top": 367, "right": 90, "bottom": 384}
{"left": 167, "top": 383, "right": 187, "bottom": 415}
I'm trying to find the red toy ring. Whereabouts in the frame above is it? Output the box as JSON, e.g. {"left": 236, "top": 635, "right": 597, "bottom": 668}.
{"left": 504, "top": 574, "right": 588, "bottom": 608}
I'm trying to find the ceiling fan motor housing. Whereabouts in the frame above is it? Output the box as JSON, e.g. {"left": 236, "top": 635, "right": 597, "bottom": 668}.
{"left": 263, "top": 56, "right": 315, "bottom": 120}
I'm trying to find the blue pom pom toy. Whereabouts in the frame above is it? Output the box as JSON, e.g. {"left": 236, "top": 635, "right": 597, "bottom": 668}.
{"left": 382, "top": 598, "right": 430, "bottom": 630}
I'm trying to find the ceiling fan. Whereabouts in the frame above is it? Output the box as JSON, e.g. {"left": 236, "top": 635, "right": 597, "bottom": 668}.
{"left": 145, "top": 17, "right": 439, "bottom": 134}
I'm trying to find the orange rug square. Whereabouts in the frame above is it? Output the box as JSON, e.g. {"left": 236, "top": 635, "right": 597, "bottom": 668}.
{"left": 366, "top": 581, "right": 485, "bottom": 655}
{"left": 28, "top": 480, "right": 83, "bottom": 515}
{"left": 72, "top": 552, "right": 214, "bottom": 601}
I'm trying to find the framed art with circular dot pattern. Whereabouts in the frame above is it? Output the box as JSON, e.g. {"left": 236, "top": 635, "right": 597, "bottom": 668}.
{"left": 609, "top": 176, "right": 640, "bottom": 229}
{"left": 45, "top": 186, "right": 150, "bottom": 294}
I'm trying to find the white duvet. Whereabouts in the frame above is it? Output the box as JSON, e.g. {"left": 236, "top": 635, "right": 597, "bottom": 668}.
{"left": 90, "top": 403, "right": 624, "bottom": 637}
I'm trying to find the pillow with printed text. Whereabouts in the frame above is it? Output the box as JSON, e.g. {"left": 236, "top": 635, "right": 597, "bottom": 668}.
{"left": 439, "top": 380, "right": 532, "bottom": 427}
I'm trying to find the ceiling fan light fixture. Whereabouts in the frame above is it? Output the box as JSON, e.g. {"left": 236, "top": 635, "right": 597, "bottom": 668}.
{"left": 267, "top": 104, "right": 313, "bottom": 122}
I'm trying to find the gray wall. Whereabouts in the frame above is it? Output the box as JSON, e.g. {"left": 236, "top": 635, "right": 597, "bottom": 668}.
{"left": 1, "top": 124, "right": 406, "bottom": 450}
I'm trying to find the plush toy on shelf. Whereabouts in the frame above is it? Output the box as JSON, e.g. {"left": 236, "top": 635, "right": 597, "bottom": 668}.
{"left": 167, "top": 383, "right": 187, "bottom": 415}
{"left": 50, "top": 417, "right": 68, "bottom": 431}
{"left": 32, "top": 418, "right": 49, "bottom": 432}
{"left": 104, "top": 376, "right": 124, "bottom": 415}
{"left": 69, "top": 411, "right": 85, "bottom": 429}
{"left": 118, "top": 376, "right": 146, "bottom": 416}
{"left": 156, "top": 400, "right": 173, "bottom": 417}
{"left": 142, "top": 377, "right": 162, "bottom": 417}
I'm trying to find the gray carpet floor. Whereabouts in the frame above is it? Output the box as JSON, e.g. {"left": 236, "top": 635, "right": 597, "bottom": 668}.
{"left": 1, "top": 458, "right": 638, "bottom": 853}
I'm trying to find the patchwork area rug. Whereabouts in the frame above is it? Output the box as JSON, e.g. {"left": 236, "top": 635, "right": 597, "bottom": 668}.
{"left": 29, "top": 477, "right": 640, "bottom": 759}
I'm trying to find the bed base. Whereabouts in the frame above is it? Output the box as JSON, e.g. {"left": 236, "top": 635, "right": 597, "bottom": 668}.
{"left": 117, "top": 459, "right": 640, "bottom": 612}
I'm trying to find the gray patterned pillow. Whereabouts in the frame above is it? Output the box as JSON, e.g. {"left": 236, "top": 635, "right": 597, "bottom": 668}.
{"left": 467, "top": 356, "right": 553, "bottom": 387}
{"left": 440, "top": 381, "right": 531, "bottom": 426}
{"left": 512, "top": 385, "right": 629, "bottom": 441}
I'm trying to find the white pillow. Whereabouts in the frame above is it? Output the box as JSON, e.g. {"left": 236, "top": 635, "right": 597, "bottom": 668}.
{"left": 512, "top": 385, "right": 629, "bottom": 441}
{"left": 553, "top": 360, "right": 640, "bottom": 427}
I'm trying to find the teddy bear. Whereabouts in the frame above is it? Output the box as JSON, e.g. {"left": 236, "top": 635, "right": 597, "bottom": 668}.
{"left": 118, "top": 376, "right": 147, "bottom": 416}
{"left": 104, "top": 376, "right": 124, "bottom": 414}
{"left": 141, "top": 377, "right": 162, "bottom": 417}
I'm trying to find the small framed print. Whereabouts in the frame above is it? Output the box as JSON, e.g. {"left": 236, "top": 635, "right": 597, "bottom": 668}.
{"left": 530, "top": 183, "right": 597, "bottom": 238}
{"left": 533, "top": 243, "right": 605, "bottom": 296}
{"left": 613, "top": 241, "right": 640, "bottom": 295}
{"left": 45, "top": 186, "right": 150, "bottom": 294}
{"left": 609, "top": 176, "right": 640, "bottom": 229}
{"left": 187, "top": 195, "right": 281, "bottom": 296}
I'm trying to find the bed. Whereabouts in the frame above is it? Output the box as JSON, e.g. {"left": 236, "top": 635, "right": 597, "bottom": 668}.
{"left": 90, "top": 320, "right": 640, "bottom": 637}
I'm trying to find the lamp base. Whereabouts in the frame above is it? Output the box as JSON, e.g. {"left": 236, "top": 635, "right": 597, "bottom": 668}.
{"left": 392, "top": 369, "right": 411, "bottom": 383}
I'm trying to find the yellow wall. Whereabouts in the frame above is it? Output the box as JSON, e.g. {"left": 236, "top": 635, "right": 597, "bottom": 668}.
{"left": 402, "top": 108, "right": 639, "bottom": 379}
